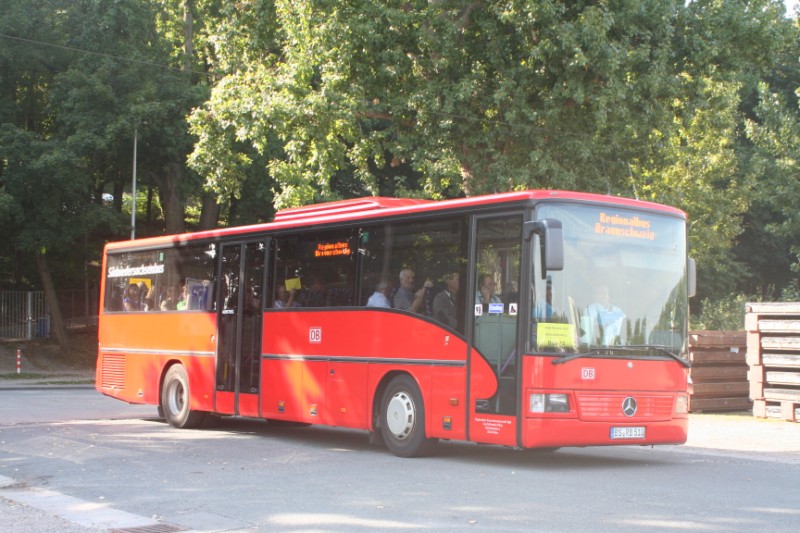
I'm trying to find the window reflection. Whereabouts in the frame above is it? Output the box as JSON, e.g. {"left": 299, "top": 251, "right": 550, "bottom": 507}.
{"left": 531, "top": 204, "right": 688, "bottom": 355}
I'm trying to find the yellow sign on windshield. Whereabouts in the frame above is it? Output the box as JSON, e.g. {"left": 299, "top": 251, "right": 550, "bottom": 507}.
{"left": 537, "top": 323, "right": 576, "bottom": 349}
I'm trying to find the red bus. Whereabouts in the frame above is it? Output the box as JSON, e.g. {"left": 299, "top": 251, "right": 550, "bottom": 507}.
{"left": 97, "top": 190, "right": 694, "bottom": 457}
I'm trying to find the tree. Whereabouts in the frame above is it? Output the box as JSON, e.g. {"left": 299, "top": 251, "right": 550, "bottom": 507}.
{"left": 0, "top": 0, "right": 204, "bottom": 348}
{"left": 679, "top": 0, "right": 800, "bottom": 299}
{"left": 747, "top": 81, "right": 800, "bottom": 273}
{"left": 189, "top": 1, "right": 692, "bottom": 208}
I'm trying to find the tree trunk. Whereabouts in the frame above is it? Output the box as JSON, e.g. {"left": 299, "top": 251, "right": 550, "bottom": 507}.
{"left": 113, "top": 180, "right": 124, "bottom": 213}
{"left": 34, "top": 250, "right": 70, "bottom": 352}
{"left": 146, "top": 186, "right": 154, "bottom": 227}
{"left": 158, "top": 163, "right": 186, "bottom": 234}
{"left": 183, "top": 0, "right": 195, "bottom": 74}
{"left": 198, "top": 191, "right": 220, "bottom": 230}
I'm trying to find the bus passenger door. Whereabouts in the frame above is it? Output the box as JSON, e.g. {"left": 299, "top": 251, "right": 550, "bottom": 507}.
{"left": 469, "top": 215, "right": 523, "bottom": 443}
{"left": 216, "top": 241, "right": 265, "bottom": 417}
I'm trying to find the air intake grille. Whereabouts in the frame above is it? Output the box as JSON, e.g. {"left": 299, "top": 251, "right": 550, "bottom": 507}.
{"left": 101, "top": 353, "right": 126, "bottom": 389}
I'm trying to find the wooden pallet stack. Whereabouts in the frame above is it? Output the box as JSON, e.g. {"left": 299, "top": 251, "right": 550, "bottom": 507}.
{"left": 688, "top": 331, "right": 750, "bottom": 412}
{"left": 746, "top": 302, "right": 800, "bottom": 422}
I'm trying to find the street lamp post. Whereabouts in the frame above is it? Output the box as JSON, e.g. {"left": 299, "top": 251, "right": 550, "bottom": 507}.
{"left": 131, "top": 127, "right": 138, "bottom": 239}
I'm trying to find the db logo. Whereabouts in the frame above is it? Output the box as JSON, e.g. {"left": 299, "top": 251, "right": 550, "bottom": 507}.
{"left": 309, "top": 327, "right": 322, "bottom": 344}
{"left": 581, "top": 367, "right": 596, "bottom": 380}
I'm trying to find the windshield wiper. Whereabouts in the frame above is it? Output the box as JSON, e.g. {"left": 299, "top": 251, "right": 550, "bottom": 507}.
{"left": 628, "top": 345, "right": 692, "bottom": 368}
{"left": 551, "top": 345, "right": 691, "bottom": 368}
{"left": 551, "top": 348, "right": 623, "bottom": 365}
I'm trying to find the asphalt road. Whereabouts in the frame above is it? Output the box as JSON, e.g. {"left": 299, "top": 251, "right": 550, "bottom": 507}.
{"left": 0, "top": 387, "right": 799, "bottom": 532}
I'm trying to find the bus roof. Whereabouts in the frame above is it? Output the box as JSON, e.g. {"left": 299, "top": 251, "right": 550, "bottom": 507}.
{"left": 105, "top": 190, "right": 686, "bottom": 252}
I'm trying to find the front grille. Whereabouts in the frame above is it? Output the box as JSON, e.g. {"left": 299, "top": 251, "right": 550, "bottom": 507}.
{"left": 577, "top": 393, "right": 673, "bottom": 421}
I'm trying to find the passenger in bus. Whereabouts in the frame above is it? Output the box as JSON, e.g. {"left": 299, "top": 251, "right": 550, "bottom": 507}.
{"left": 432, "top": 272, "right": 459, "bottom": 329}
{"left": 176, "top": 283, "right": 190, "bottom": 310}
{"left": 136, "top": 281, "right": 149, "bottom": 308}
{"left": 142, "top": 285, "right": 157, "bottom": 311}
{"left": 476, "top": 274, "right": 502, "bottom": 305}
{"left": 122, "top": 284, "right": 140, "bottom": 311}
{"left": 300, "top": 276, "right": 328, "bottom": 307}
{"left": 366, "top": 279, "right": 392, "bottom": 308}
{"left": 532, "top": 277, "right": 554, "bottom": 321}
{"left": 160, "top": 286, "right": 178, "bottom": 310}
{"left": 274, "top": 285, "right": 300, "bottom": 308}
{"left": 393, "top": 269, "right": 432, "bottom": 314}
{"left": 585, "top": 285, "right": 625, "bottom": 345}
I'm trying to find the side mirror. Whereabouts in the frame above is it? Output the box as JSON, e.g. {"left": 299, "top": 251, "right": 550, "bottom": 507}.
{"left": 688, "top": 257, "right": 697, "bottom": 298}
{"left": 524, "top": 218, "right": 564, "bottom": 279}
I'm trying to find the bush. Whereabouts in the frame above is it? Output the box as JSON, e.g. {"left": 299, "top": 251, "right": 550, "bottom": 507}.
{"left": 692, "top": 294, "right": 752, "bottom": 331}
{"left": 778, "top": 280, "right": 800, "bottom": 302}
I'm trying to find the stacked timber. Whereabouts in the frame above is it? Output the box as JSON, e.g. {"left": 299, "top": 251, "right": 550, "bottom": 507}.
{"left": 688, "top": 331, "right": 750, "bottom": 412}
{"left": 746, "top": 302, "right": 800, "bottom": 422}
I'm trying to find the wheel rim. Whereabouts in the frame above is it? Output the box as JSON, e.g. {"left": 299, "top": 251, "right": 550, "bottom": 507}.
{"left": 386, "top": 390, "right": 416, "bottom": 440}
{"left": 167, "top": 379, "right": 185, "bottom": 415}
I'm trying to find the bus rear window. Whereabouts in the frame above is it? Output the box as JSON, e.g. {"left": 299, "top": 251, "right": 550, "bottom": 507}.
{"left": 104, "top": 243, "right": 217, "bottom": 312}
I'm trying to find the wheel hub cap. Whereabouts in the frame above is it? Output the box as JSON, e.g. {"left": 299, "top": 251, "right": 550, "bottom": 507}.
{"left": 386, "top": 391, "right": 415, "bottom": 440}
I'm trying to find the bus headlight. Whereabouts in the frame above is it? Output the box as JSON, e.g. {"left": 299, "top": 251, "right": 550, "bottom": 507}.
{"left": 530, "top": 393, "right": 570, "bottom": 413}
{"left": 675, "top": 395, "right": 689, "bottom": 414}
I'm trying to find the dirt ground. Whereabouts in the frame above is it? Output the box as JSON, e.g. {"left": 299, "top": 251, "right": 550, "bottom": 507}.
{"left": 0, "top": 328, "right": 97, "bottom": 378}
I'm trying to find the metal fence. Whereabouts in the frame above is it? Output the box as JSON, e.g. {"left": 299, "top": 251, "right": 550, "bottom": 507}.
{"left": 0, "top": 289, "right": 98, "bottom": 340}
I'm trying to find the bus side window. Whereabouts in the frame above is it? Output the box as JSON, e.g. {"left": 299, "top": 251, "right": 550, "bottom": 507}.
{"left": 389, "top": 216, "right": 468, "bottom": 332}
{"left": 274, "top": 230, "right": 357, "bottom": 308}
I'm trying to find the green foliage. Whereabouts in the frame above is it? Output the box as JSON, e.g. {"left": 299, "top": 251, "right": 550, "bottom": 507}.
{"left": 0, "top": 0, "right": 200, "bottom": 288}
{"left": 692, "top": 293, "right": 751, "bottom": 331}
{"left": 2, "top": 0, "right": 800, "bottom": 315}
{"left": 747, "top": 81, "right": 800, "bottom": 272}
{"left": 778, "top": 280, "right": 800, "bottom": 302}
{"left": 190, "top": 0, "right": 697, "bottom": 207}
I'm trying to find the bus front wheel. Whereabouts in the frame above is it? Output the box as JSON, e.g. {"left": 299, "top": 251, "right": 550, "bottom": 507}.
{"left": 161, "top": 365, "right": 206, "bottom": 429}
{"left": 379, "top": 375, "right": 437, "bottom": 457}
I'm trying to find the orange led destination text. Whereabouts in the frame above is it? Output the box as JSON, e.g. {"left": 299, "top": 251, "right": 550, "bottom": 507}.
{"left": 595, "top": 212, "right": 655, "bottom": 241}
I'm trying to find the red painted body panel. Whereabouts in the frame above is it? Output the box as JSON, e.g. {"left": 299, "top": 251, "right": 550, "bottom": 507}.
{"left": 526, "top": 355, "right": 688, "bottom": 393}
{"left": 96, "top": 312, "right": 217, "bottom": 412}
{"left": 522, "top": 417, "right": 688, "bottom": 448}
{"left": 260, "top": 309, "right": 480, "bottom": 440}
{"left": 520, "top": 354, "right": 689, "bottom": 447}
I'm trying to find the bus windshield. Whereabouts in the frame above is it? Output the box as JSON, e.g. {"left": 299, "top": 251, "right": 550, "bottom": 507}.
{"left": 530, "top": 203, "right": 689, "bottom": 359}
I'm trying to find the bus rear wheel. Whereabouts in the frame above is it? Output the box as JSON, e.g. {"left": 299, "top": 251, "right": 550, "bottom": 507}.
{"left": 161, "top": 365, "right": 206, "bottom": 429}
{"left": 380, "top": 375, "right": 437, "bottom": 457}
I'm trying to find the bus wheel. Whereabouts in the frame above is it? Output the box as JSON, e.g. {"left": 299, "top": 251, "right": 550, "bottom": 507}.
{"left": 380, "top": 375, "right": 437, "bottom": 457}
{"left": 161, "top": 365, "right": 206, "bottom": 429}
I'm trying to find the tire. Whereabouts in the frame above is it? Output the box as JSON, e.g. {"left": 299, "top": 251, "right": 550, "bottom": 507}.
{"left": 161, "top": 365, "right": 206, "bottom": 429}
{"left": 379, "top": 375, "right": 437, "bottom": 457}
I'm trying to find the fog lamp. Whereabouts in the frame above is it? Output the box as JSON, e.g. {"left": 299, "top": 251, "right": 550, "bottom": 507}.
{"left": 675, "top": 395, "right": 689, "bottom": 415}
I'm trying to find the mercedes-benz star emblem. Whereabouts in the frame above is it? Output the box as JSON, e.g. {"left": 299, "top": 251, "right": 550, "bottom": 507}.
{"left": 622, "top": 397, "right": 637, "bottom": 417}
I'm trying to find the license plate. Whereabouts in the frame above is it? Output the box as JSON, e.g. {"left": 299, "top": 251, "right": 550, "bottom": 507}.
{"left": 610, "top": 426, "right": 645, "bottom": 439}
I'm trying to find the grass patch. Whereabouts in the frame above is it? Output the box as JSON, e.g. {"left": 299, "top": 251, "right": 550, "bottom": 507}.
{"left": 34, "top": 379, "right": 95, "bottom": 386}
{"left": 0, "top": 372, "right": 49, "bottom": 379}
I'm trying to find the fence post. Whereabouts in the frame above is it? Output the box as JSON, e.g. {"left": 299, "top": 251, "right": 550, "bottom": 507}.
{"left": 26, "top": 292, "right": 33, "bottom": 340}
